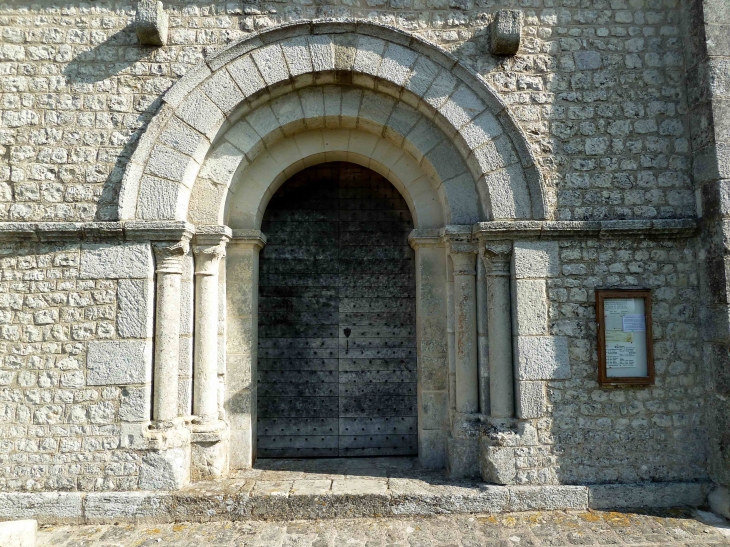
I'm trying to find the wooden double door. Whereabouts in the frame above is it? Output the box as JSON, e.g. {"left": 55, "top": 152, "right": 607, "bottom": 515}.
{"left": 256, "top": 162, "right": 417, "bottom": 458}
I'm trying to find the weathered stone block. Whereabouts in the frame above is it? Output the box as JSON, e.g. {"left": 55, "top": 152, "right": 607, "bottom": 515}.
{"left": 0, "top": 493, "right": 82, "bottom": 524}
{"left": 490, "top": 10, "right": 522, "bottom": 55}
{"left": 0, "top": 520, "right": 36, "bottom": 547}
{"left": 139, "top": 447, "right": 190, "bottom": 490}
{"left": 481, "top": 164, "right": 532, "bottom": 220}
{"left": 79, "top": 243, "right": 153, "bottom": 280}
{"left": 419, "top": 391, "right": 448, "bottom": 430}
{"left": 515, "top": 336, "right": 570, "bottom": 380}
{"left": 136, "top": 0, "right": 167, "bottom": 47}
{"left": 117, "top": 278, "right": 153, "bottom": 339}
{"left": 227, "top": 56, "right": 267, "bottom": 98}
{"left": 85, "top": 492, "right": 174, "bottom": 524}
{"left": 119, "top": 386, "right": 151, "bottom": 422}
{"left": 175, "top": 90, "right": 225, "bottom": 140}
{"left": 479, "top": 440, "right": 516, "bottom": 485}
{"left": 201, "top": 69, "right": 245, "bottom": 116}
{"left": 446, "top": 436, "right": 480, "bottom": 478}
{"left": 191, "top": 430, "right": 229, "bottom": 481}
{"left": 251, "top": 44, "right": 290, "bottom": 86}
{"left": 390, "top": 479, "right": 510, "bottom": 515}
{"left": 418, "top": 429, "right": 446, "bottom": 469}
{"left": 512, "top": 241, "right": 559, "bottom": 279}
{"left": 709, "top": 485, "right": 730, "bottom": 519}
{"left": 574, "top": 51, "right": 602, "bottom": 70}
{"left": 87, "top": 340, "right": 152, "bottom": 385}
{"left": 512, "top": 279, "right": 548, "bottom": 335}
{"left": 589, "top": 482, "right": 711, "bottom": 510}
{"left": 515, "top": 380, "right": 547, "bottom": 418}
{"left": 509, "top": 486, "right": 589, "bottom": 511}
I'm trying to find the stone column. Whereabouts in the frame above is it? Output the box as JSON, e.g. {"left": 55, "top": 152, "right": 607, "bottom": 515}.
{"left": 193, "top": 235, "right": 228, "bottom": 424}
{"left": 151, "top": 239, "right": 189, "bottom": 425}
{"left": 190, "top": 227, "right": 231, "bottom": 480}
{"left": 482, "top": 243, "right": 514, "bottom": 419}
{"left": 449, "top": 244, "right": 479, "bottom": 414}
{"left": 476, "top": 257, "right": 490, "bottom": 415}
{"left": 443, "top": 239, "right": 480, "bottom": 478}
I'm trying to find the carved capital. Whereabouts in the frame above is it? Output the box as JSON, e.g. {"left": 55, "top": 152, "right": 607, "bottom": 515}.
{"left": 193, "top": 242, "right": 227, "bottom": 276}
{"left": 152, "top": 239, "right": 189, "bottom": 274}
{"left": 482, "top": 242, "right": 513, "bottom": 276}
{"left": 449, "top": 243, "right": 478, "bottom": 276}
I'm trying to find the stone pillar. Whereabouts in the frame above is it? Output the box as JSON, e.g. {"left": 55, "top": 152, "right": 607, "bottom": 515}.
{"left": 449, "top": 244, "right": 479, "bottom": 414}
{"left": 444, "top": 238, "right": 480, "bottom": 478}
{"left": 482, "top": 243, "right": 514, "bottom": 419}
{"left": 191, "top": 227, "right": 231, "bottom": 480}
{"left": 476, "top": 257, "right": 490, "bottom": 415}
{"left": 151, "top": 239, "right": 189, "bottom": 424}
{"left": 225, "top": 230, "right": 266, "bottom": 469}
{"left": 193, "top": 235, "right": 228, "bottom": 424}
{"left": 409, "top": 231, "right": 449, "bottom": 470}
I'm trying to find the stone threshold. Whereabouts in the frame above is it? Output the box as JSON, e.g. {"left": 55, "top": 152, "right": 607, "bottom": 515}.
{"left": 0, "top": 459, "right": 712, "bottom": 525}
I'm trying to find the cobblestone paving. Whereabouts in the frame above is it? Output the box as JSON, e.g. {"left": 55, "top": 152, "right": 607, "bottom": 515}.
{"left": 38, "top": 509, "right": 730, "bottom": 547}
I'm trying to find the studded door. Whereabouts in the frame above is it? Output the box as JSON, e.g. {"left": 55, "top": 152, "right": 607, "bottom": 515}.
{"left": 256, "top": 162, "right": 417, "bottom": 458}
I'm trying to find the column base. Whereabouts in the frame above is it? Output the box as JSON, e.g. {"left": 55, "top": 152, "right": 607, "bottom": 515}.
{"left": 190, "top": 420, "right": 230, "bottom": 481}
{"left": 140, "top": 420, "right": 191, "bottom": 490}
{"left": 478, "top": 418, "right": 547, "bottom": 485}
{"left": 446, "top": 436, "right": 480, "bottom": 478}
{"left": 708, "top": 486, "right": 730, "bottom": 519}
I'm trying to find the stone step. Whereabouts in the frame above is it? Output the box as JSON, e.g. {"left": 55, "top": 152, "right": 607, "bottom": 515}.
{"left": 0, "top": 479, "right": 711, "bottom": 526}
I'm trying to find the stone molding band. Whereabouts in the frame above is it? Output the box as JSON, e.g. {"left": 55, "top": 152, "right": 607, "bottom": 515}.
{"left": 0, "top": 219, "right": 697, "bottom": 243}
{"left": 409, "top": 218, "right": 697, "bottom": 246}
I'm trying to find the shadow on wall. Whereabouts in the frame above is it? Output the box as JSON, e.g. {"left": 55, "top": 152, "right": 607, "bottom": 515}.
{"left": 61, "top": 24, "right": 166, "bottom": 221}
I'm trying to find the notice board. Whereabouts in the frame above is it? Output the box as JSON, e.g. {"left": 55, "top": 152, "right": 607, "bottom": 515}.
{"left": 596, "top": 289, "right": 654, "bottom": 386}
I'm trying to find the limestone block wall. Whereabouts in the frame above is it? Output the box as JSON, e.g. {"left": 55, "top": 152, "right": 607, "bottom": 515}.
{"left": 0, "top": 241, "right": 154, "bottom": 491}
{"left": 0, "top": 0, "right": 694, "bottom": 223}
{"left": 548, "top": 237, "right": 706, "bottom": 485}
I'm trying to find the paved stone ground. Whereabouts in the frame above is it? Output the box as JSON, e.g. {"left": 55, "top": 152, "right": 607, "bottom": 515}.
{"left": 38, "top": 509, "right": 730, "bottom": 546}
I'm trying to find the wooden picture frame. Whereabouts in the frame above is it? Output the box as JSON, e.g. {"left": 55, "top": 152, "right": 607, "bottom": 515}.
{"left": 596, "top": 289, "right": 654, "bottom": 387}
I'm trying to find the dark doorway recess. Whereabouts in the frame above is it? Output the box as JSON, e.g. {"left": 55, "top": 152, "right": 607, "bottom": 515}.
{"left": 256, "top": 162, "right": 417, "bottom": 457}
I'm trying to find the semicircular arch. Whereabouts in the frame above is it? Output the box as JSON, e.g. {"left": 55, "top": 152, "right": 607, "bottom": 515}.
{"left": 119, "top": 20, "right": 549, "bottom": 223}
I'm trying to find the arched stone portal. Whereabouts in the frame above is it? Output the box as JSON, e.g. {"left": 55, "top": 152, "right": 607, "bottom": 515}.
{"left": 118, "top": 20, "right": 547, "bottom": 479}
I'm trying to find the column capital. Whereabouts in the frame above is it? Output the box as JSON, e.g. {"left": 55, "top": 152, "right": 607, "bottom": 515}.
{"left": 152, "top": 239, "right": 190, "bottom": 274}
{"left": 448, "top": 241, "right": 478, "bottom": 276}
{"left": 481, "top": 241, "right": 513, "bottom": 276}
{"left": 193, "top": 241, "right": 227, "bottom": 276}
{"left": 230, "top": 229, "right": 267, "bottom": 251}
{"left": 193, "top": 225, "right": 231, "bottom": 276}
{"left": 408, "top": 229, "right": 442, "bottom": 249}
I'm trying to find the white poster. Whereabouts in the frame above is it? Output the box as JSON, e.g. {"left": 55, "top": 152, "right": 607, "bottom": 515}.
{"left": 603, "top": 297, "right": 648, "bottom": 377}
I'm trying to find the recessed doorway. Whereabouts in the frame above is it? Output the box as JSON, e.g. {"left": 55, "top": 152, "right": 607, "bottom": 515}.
{"left": 256, "top": 162, "right": 417, "bottom": 458}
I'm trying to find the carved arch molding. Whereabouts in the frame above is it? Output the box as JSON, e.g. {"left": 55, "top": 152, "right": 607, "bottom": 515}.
{"left": 118, "top": 20, "right": 548, "bottom": 225}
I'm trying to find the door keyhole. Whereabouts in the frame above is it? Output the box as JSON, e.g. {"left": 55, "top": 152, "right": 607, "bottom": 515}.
{"left": 344, "top": 327, "right": 351, "bottom": 354}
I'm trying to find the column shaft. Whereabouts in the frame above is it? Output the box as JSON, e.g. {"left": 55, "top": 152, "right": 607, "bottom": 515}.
{"left": 193, "top": 239, "right": 227, "bottom": 424}
{"left": 450, "top": 249, "right": 479, "bottom": 414}
{"left": 152, "top": 241, "right": 188, "bottom": 423}
{"left": 483, "top": 243, "right": 514, "bottom": 418}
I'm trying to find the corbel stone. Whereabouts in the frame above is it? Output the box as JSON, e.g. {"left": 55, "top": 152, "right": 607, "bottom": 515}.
{"left": 491, "top": 10, "right": 523, "bottom": 56}
{"left": 136, "top": 0, "right": 168, "bottom": 47}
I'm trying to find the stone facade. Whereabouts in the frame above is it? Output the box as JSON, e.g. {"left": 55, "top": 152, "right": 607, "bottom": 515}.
{"left": 0, "top": 0, "right": 727, "bottom": 516}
